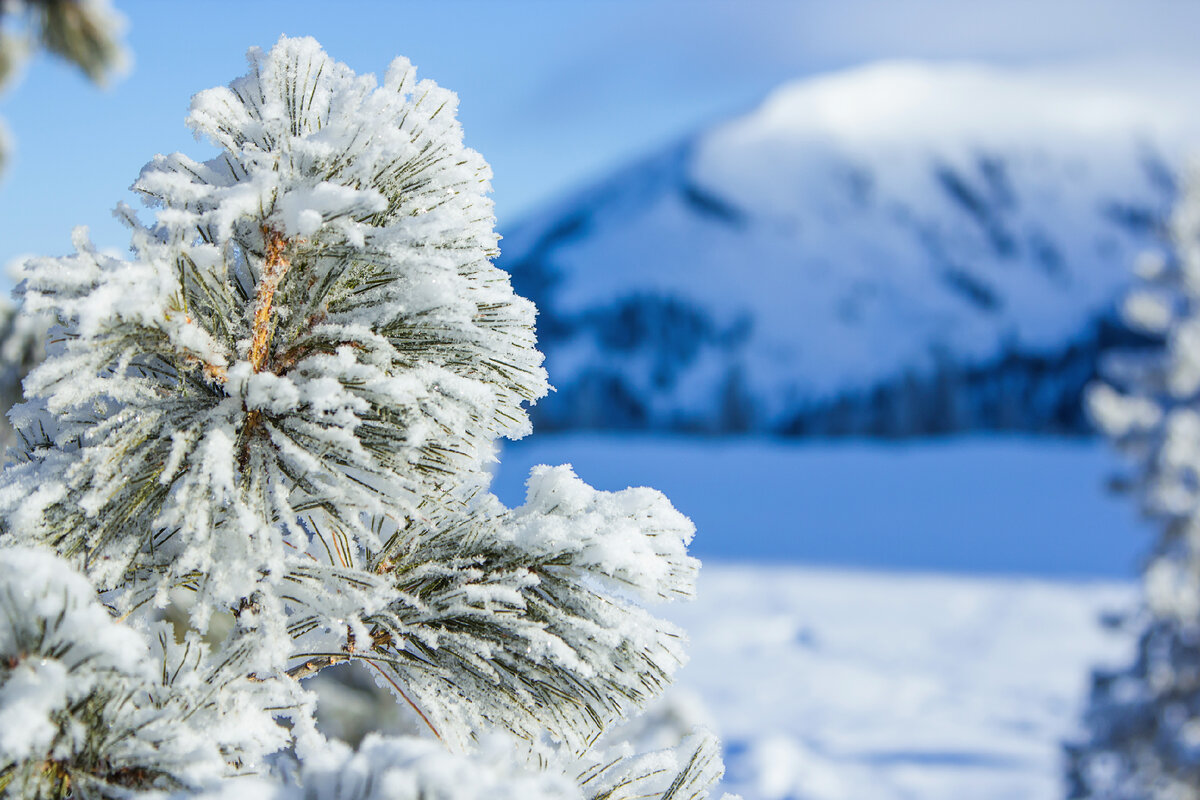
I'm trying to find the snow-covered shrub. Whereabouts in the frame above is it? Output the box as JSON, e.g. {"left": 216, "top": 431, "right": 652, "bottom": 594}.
{"left": 1069, "top": 159, "right": 1200, "bottom": 799}
{"left": 0, "top": 36, "right": 729, "bottom": 800}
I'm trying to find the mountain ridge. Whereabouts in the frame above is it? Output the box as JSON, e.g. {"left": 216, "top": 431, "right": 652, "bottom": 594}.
{"left": 500, "top": 61, "right": 1198, "bottom": 436}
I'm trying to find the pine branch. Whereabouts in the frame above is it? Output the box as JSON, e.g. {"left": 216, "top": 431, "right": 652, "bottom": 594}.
{"left": 329, "top": 466, "right": 699, "bottom": 754}
{"left": 0, "top": 548, "right": 302, "bottom": 798}
{"left": 0, "top": 38, "right": 547, "bottom": 638}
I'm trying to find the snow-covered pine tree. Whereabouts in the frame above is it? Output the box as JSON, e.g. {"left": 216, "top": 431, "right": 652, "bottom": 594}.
{"left": 1068, "top": 158, "right": 1200, "bottom": 799}
{"left": 0, "top": 36, "right": 730, "bottom": 799}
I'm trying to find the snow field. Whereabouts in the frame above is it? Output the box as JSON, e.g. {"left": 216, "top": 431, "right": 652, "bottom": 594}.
{"left": 672, "top": 565, "right": 1132, "bottom": 799}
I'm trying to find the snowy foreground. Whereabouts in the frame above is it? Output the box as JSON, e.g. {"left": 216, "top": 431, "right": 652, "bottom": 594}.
{"left": 491, "top": 435, "right": 1145, "bottom": 798}
{"left": 670, "top": 565, "right": 1132, "bottom": 800}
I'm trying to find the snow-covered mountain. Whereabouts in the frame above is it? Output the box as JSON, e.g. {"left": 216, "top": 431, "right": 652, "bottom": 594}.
{"left": 500, "top": 61, "right": 1200, "bottom": 436}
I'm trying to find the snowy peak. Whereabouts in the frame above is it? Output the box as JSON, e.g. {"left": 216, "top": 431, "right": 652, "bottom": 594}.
{"left": 502, "top": 61, "right": 1200, "bottom": 436}
{"left": 710, "top": 61, "right": 1192, "bottom": 149}
{"left": 696, "top": 61, "right": 1187, "bottom": 224}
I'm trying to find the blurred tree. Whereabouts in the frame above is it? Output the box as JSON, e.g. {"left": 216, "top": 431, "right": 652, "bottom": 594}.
{"left": 0, "top": 0, "right": 127, "bottom": 171}
{"left": 1069, "top": 160, "right": 1200, "bottom": 799}
{"left": 0, "top": 1, "right": 126, "bottom": 449}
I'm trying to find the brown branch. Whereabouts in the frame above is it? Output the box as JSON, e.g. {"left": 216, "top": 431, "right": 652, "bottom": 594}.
{"left": 286, "top": 654, "right": 344, "bottom": 680}
{"left": 250, "top": 226, "right": 292, "bottom": 374}
{"left": 285, "top": 625, "right": 395, "bottom": 680}
{"left": 239, "top": 226, "right": 293, "bottom": 462}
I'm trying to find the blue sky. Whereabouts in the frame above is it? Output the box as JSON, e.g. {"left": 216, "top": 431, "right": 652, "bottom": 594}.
{"left": 2, "top": 0, "right": 1199, "bottom": 267}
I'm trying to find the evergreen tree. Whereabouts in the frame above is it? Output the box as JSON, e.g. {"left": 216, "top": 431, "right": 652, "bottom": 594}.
{"left": 1068, "top": 158, "right": 1200, "bottom": 799}
{"left": 0, "top": 37, "right": 730, "bottom": 799}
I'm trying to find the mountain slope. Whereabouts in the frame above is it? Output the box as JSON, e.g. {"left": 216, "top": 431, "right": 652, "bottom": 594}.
{"left": 500, "top": 61, "right": 1200, "bottom": 435}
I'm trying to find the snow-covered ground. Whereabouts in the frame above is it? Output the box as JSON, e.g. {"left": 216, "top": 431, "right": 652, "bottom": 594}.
{"left": 671, "top": 566, "right": 1133, "bottom": 800}
{"left": 491, "top": 434, "right": 1145, "bottom": 798}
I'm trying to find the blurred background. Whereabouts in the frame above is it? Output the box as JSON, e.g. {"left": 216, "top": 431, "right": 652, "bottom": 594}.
{"left": 4, "top": 2, "right": 1199, "bottom": 797}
